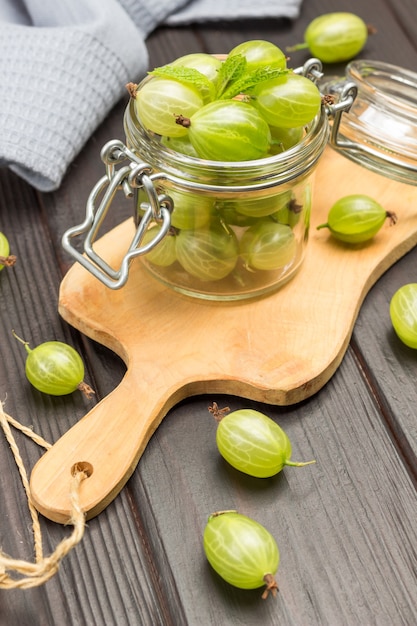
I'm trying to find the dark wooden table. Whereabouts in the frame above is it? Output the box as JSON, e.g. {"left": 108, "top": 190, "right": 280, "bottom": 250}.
{"left": 1, "top": 1, "right": 417, "bottom": 624}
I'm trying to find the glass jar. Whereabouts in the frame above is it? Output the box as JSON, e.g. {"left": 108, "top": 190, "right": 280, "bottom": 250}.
{"left": 63, "top": 58, "right": 338, "bottom": 301}
{"left": 62, "top": 59, "right": 417, "bottom": 300}
{"left": 121, "top": 88, "right": 329, "bottom": 301}
{"left": 321, "top": 59, "right": 417, "bottom": 185}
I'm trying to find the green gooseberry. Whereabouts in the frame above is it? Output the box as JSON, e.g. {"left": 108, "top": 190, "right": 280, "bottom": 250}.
{"left": 12, "top": 331, "right": 94, "bottom": 397}
{"left": 209, "top": 404, "right": 316, "bottom": 478}
{"left": 0, "top": 232, "right": 16, "bottom": 270}
{"left": 287, "top": 12, "right": 370, "bottom": 63}
{"left": 203, "top": 510, "right": 280, "bottom": 599}
{"left": 317, "top": 194, "right": 397, "bottom": 243}
{"left": 390, "top": 284, "right": 417, "bottom": 349}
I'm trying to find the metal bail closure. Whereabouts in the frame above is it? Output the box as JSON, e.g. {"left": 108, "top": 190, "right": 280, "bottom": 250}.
{"left": 62, "top": 139, "right": 172, "bottom": 289}
{"left": 324, "top": 80, "right": 358, "bottom": 149}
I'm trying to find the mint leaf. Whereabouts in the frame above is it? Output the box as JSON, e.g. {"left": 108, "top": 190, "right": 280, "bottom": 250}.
{"left": 149, "top": 65, "right": 216, "bottom": 101}
{"left": 214, "top": 54, "right": 247, "bottom": 98}
{"left": 220, "top": 66, "right": 289, "bottom": 100}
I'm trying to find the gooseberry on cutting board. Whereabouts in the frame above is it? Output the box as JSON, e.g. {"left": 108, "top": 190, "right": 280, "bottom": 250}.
{"left": 316, "top": 194, "right": 397, "bottom": 243}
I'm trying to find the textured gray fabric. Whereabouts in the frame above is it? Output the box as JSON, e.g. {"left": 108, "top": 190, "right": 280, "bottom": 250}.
{"left": 165, "top": 0, "right": 302, "bottom": 24}
{"left": 0, "top": 0, "right": 303, "bottom": 192}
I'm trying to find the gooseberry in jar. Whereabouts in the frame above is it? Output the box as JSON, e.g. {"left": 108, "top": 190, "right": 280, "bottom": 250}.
{"left": 269, "top": 125, "right": 304, "bottom": 154}
{"left": 176, "top": 99, "right": 271, "bottom": 161}
{"left": 239, "top": 221, "right": 297, "bottom": 271}
{"left": 133, "top": 77, "right": 204, "bottom": 137}
{"left": 228, "top": 39, "right": 287, "bottom": 73}
{"left": 233, "top": 190, "right": 292, "bottom": 218}
{"left": 250, "top": 72, "right": 322, "bottom": 128}
{"left": 141, "top": 225, "right": 177, "bottom": 267}
{"left": 271, "top": 197, "right": 302, "bottom": 228}
{"left": 161, "top": 134, "right": 199, "bottom": 158}
{"left": 168, "top": 189, "right": 213, "bottom": 230}
{"left": 170, "top": 53, "right": 222, "bottom": 103}
{"left": 176, "top": 221, "right": 239, "bottom": 281}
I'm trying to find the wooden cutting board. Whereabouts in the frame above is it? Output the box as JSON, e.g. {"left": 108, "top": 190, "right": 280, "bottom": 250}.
{"left": 30, "top": 148, "right": 417, "bottom": 523}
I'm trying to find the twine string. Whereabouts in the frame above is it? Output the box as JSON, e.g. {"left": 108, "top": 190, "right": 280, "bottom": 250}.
{"left": 0, "top": 400, "right": 87, "bottom": 589}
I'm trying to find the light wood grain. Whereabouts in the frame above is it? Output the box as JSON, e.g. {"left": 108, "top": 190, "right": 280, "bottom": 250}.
{"left": 29, "top": 147, "right": 417, "bottom": 523}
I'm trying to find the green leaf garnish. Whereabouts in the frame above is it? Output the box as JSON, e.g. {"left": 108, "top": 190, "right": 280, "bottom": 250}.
{"left": 149, "top": 65, "right": 216, "bottom": 101}
{"left": 220, "top": 66, "right": 289, "bottom": 100}
{"left": 214, "top": 54, "right": 247, "bottom": 98}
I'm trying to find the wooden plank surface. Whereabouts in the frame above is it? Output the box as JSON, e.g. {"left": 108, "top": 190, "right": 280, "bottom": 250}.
{"left": 1, "top": 0, "right": 417, "bottom": 624}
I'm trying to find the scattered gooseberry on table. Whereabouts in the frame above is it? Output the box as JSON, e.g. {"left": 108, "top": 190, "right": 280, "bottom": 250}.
{"left": 287, "top": 12, "right": 371, "bottom": 63}
{"left": 390, "top": 284, "right": 417, "bottom": 349}
{"left": 316, "top": 194, "right": 397, "bottom": 243}
{"left": 209, "top": 403, "right": 316, "bottom": 478}
{"left": 203, "top": 510, "right": 280, "bottom": 599}
{"left": 0, "top": 232, "right": 17, "bottom": 270}
{"left": 12, "top": 330, "right": 95, "bottom": 398}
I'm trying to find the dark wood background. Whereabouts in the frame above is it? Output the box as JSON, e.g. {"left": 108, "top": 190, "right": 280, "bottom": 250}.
{"left": 1, "top": 0, "right": 417, "bottom": 624}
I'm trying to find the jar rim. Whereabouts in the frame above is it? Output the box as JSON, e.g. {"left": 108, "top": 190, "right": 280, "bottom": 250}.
{"left": 123, "top": 86, "right": 329, "bottom": 192}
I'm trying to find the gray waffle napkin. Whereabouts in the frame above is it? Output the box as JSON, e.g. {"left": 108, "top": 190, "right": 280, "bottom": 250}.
{"left": 0, "top": 0, "right": 303, "bottom": 192}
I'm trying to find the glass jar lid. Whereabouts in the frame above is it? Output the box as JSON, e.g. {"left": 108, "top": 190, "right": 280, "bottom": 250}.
{"left": 321, "top": 60, "right": 417, "bottom": 185}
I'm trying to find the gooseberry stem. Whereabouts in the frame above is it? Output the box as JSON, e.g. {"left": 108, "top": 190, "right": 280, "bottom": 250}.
{"left": 285, "top": 459, "right": 316, "bottom": 467}
{"left": 209, "top": 509, "right": 238, "bottom": 519}
{"left": 78, "top": 381, "right": 96, "bottom": 399}
{"left": 387, "top": 211, "right": 398, "bottom": 226}
{"left": 12, "top": 329, "right": 32, "bottom": 354}
{"left": 0, "top": 254, "right": 17, "bottom": 267}
{"left": 262, "top": 573, "right": 279, "bottom": 599}
{"left": 175, "top": 114, "right": 191, "bottom": 128}
{"left": 286, "top": 42, "right": 309, "bottom": 52}
{"left": 208, "top": 402, "right": 230, "bottom": 422}
{"left": 126, "top": 82, "right": 138, "bottom": 98}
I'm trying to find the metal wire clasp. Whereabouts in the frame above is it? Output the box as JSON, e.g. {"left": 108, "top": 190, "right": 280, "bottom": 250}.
{"left": 62, "top": 140, "right": 172, "bottom": 289}
{"left": 324, "top": 81, "right": 358, "bottom": 149}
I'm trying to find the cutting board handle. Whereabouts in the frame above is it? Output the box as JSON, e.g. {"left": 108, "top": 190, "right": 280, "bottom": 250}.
{"left": 30, "top": 363, "right": 179, "bottom": 523}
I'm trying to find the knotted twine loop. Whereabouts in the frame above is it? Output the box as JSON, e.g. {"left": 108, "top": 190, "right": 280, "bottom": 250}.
{"left": 0, "top": 400, "right": 87, "bottom": 589}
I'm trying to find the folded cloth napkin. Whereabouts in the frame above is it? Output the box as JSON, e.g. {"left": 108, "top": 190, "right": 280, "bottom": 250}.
{"left": 0, "top": 0, "right": 303, "bottom": 192}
